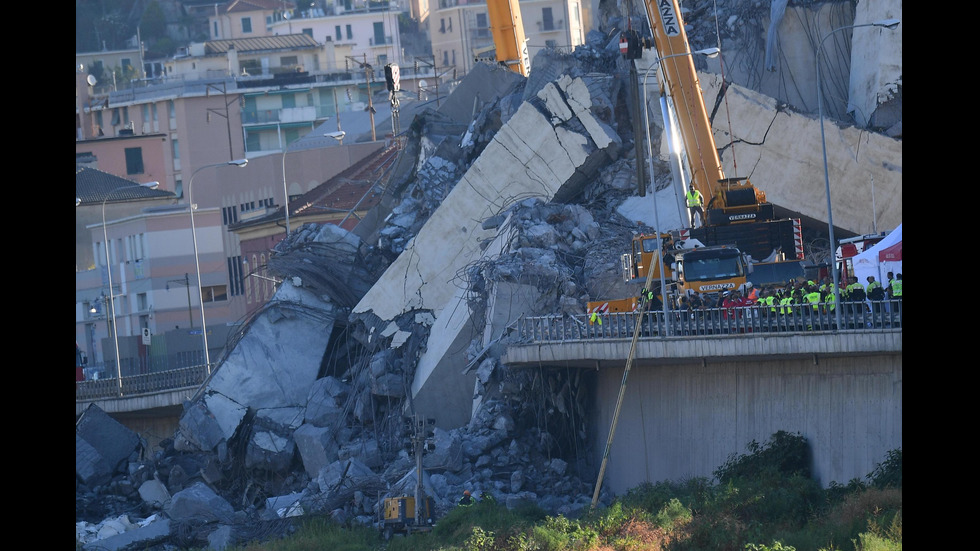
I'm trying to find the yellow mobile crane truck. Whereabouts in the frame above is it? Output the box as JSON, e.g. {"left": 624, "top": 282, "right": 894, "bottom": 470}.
{"left": 589, "top": 0, "right": 806, "bottom": 317}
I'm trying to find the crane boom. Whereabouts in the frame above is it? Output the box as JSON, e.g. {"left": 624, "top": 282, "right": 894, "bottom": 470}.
{"left": 644, "top": 0, "right": 725, "bottom": 202}
{"left": 486, "top": 0, "right": 531, "bottom": 77}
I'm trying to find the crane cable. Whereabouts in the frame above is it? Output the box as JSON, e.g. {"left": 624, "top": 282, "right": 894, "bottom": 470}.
{"left": 711, "top": 0, "right": 740, "bottom": 179}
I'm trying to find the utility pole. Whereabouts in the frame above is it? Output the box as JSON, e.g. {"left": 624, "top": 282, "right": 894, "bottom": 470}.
{"left": 346, "top": 55, "right": 377, "bottom": 141}
{"left": 206, "top": 82, "right": 239, "bottom": 160}
{"left": 167, "top": 273, "right": 194, "bottom": 328}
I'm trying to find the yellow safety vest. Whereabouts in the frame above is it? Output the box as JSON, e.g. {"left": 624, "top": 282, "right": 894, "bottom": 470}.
{"left": 686, "top": 190, "right": 703, "bottom": 207}
{"left": 890, "top": 279, "right": 902, "bottom": 297}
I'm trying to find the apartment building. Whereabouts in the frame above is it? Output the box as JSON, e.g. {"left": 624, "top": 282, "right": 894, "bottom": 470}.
{"left": 429, "top": 0, "right": 587, "bottom": 76}
{"left": 75, "top": 37, "right": 397, "bottom": 373}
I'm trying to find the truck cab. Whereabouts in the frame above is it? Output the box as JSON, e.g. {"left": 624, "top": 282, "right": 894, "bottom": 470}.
{"left": 671, "top": 245, "right": 750, "bottom": 300}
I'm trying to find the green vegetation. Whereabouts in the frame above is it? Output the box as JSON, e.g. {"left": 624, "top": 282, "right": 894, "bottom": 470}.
{"left": 192, "top": 432, "right": 905, "bottom": 551}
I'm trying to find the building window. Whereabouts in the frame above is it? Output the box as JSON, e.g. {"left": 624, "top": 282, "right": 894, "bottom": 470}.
{"left": 124, "top": 147, "right": 144, "bottom": 175}
{"left": 213, "top": 21, "right": 219, "bottom": 38}
{"left": 443, "top": 50, "right": 449, "bottom": 66}
{"left": 202, "top": 285, "right": 228, "bottom": 303}
{"left": 128, "top": 233, "right": 147, "bottom": 261}
{"left": 302, "top": 28, "right": 313, "bottom": 38}
{"left": 542, "top": 7, "right": 554, "bottom": 30}
{"left": 175, "top": 177, "right": 183, "bottom": 199}
{"left": 335, "top": 25, "right": 342, "bottom": 41}
{"left": 447, "top": 17, "right": 452, "bottom": 31}
{"left": 281, "top": 55, "right": 299, "bottom": 69}
{"left": 439, "top": 18, "right": 445, "bottom": 33}
{"left": 373, "top": 22, "right": 385, "bottom": 45}
{"left": 137, "top": 292, "right": 148, "bottom": 312}
{"left": 346, "top": 25, "right": 353, "bottom": 39}
{"left": 222, "top": 205, "right": 239, "bottom": 225}
{"left": 228, "top": 256, "right": 244, "bottom": 297}
{"left": 476, "top": 13, "right": 488, "bottom": 37}
{"left": 241, "top": 17, "right": 252, "bottom": 33}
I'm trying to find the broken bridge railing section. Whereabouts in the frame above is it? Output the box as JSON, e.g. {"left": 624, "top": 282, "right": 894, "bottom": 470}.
{"left": 516, "top": 299, "right": 903, "bottom": 342}
{"left": 75, "top": 365, "right": 210, "bottom": 401}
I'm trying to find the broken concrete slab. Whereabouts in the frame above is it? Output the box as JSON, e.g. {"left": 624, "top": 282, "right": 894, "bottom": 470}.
{"left": 137, "top": 478, "right": 171, "bottom": 507}
{"left": 165, "top": 481, "right": 238, "bottom": 524}
{"left": 663, "top": 70, "right": 902, "bottom": 236}
{"left": 80, "top": 517, "right": 170, "bottom": 551}
{"left": 76, "top": 404, "right": 141, "bottom": 487}
{"left": 293, "top": 423, "right": 340, "bottom": 477}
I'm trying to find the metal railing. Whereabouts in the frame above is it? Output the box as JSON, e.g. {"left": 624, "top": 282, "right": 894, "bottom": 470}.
{"left": 516, "top": 300, "right": 903, "bottom": 343}
{"left": 76, "top": 300, "right": 902, "bottom": 401}
{"left": 75, "top": 365, "right": 209, "bottom": 401}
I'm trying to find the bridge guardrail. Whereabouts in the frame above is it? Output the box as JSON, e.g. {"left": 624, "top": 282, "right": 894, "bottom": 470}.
{"left": 75, "top": 365, "right": 209, "bottom": 401}
{"left": 76, "top": 301, "right": 902, "bottom": 402}
{"left": 516, "top": 300, "right": 903, "bottom": 343}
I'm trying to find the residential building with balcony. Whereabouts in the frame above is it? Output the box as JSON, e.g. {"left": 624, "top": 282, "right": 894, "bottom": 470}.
{"left": 430, "top": 0, "right": 587, "bottom": 76}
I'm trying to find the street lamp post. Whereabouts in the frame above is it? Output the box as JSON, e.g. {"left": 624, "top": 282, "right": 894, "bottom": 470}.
{"left": 189, "top": 159, "right": 249, "bottom": 374}
{"left": 642, "top": 47, "right": 719, "bottom": 336}
{"left": 281, "top": 132, "right": 349, "bottom": 237}
{"left": 816, "top": 18, "right": 899, "bottom": 330}
{"left": 102, "top": 181, "right": 159, "bottom": 394}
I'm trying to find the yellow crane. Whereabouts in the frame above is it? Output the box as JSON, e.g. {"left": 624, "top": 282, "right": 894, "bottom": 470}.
{"left": 485, "top": 0, "right": 531, "bottom": 77}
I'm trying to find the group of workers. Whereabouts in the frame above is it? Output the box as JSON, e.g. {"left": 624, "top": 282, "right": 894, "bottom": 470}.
{"left": 675, "top": 271, "right": 902, "bottom": 321}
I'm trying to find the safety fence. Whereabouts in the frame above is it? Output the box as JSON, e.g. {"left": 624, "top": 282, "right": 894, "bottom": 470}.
{"left": 516, "top": 299, "right": 903, "bottom": 342}
{"left": 75, "top": 365, "right": 209, "bottom": 401}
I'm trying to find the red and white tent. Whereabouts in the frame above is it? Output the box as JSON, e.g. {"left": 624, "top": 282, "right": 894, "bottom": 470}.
{"left": 852, "top": 224, "right": 902, "bottom": 285}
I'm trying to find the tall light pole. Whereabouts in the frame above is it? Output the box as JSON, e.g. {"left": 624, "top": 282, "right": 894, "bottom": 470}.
{"left": 189, "top": 159, "right": 249, "bottom": 374}
{"left": 102, "top": 181, "right": 159, "bottom": 394}
{"left": 642, "top": 47, "right": 719, "bottom": 336}
{"left": 816, "top": 18, "right": 899, "bottom": 330}
{"left": 281, "top": 132, "right": 349, "bottom": 237}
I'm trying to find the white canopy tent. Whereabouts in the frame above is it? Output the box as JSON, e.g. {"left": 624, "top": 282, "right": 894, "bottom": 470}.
{"left": 851, "top": 224, "right": 902, "bottom": 286}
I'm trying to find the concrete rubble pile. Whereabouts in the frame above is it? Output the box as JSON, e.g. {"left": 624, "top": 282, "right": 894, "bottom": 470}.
{"left": 76, "top": 7, "right": 902, "bottom": 546}
{"left": 76, "top": 33, "right": 641, "bottom": 550}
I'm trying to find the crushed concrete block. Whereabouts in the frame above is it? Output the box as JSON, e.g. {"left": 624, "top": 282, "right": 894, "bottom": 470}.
{"left": 138, "top": 478, "right": 171, "bottom": 507}
{"left": 245, "top": 428, "right": 296, "bottom": 471}
{"left": 293, "top": 423, "right": 340, "bottom": 478}
{"left": 165, "top": 481, "right": 236, "bottom": 523}
{"left": 76, "top": 404, "right": 140, "bottom": 486}
{"left": 338, "top": 438, "right": 382, "bottom": 468}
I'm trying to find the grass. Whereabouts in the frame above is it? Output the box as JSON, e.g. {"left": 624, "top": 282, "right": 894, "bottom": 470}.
{"left": 200, "top": 437, "right": 900, "bottom": 551}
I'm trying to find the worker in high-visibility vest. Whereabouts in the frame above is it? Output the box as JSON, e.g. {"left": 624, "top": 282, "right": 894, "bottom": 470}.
{"left": 686, "top": 184, "right": 704, "bottom": 227}
{"left": 888, "top": 273, "right": 902, "bottom": 299}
